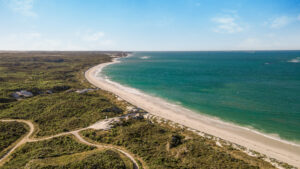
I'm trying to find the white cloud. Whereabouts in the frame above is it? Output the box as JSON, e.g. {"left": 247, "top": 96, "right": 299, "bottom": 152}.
{"left": 212, "top": 16, "right": 243, "bottom": 33}
{"left": 6, "top": 32, "right": 41, "bottom": 41}
{"left": 237, "top": 37, "right": 286, "bottom": 50}
{"left": 24, "top": 32, "right": 41, "bottom": 39}
{"left": 238, "top": 38, "right": 263, "bottom": 49}
{"left": 237, "top": 35, "right": 300, "bottom": 50}
{"left": 1, "top": 32, "right": 62, "bottom": 50}
{"left": 82, "top": 32, "right": 105, "bottom": 41}
{"left": 0, "top": 31, "right": 116, "bottom": 50}
{"left": 98, "top": 39, "right": 114, "bottom": 46}
{"left": 4, "top": 0, "right": 37, "bottom": 17}
{"left": 78, "top": 31, "right": 115, "bottom": 47}
{"left": 270, "top": 16, "right": 292, "bottom": 28}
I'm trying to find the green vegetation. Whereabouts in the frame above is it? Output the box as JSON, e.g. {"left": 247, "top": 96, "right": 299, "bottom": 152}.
{"left": 0, "top": 121, "right": 27, "bottom": 152}
{"left": 0, "top": 92, "right": 123, "bottom": 137}
{"left": 26, "top": 149, "right": 131, "bottom": 169}
{"left": 1, "top": 136, "right": 95, "bottom": 169}
{"left": 0, "top": 52, "right": 123, "bottom": 137}
{"left": 0, "top": 52, "right": 111, "bottom": 110}
{"left": 0, "top": 52, "right": 136, "bottom": 168}
{"left": 0, "top": 52, "right": 278, "bottom": 168}
{"left": 82, "top": 119, "right": 275, "bottom": 169}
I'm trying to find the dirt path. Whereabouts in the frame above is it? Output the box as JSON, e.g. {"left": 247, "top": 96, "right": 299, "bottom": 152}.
{"left": 0, "top": 119, "right": 141, "bottom": 169}
{"left": 0, "top": 119, "right": 34, "bottom": 165}
{"left": 72, "top": 131, "right": 139, "bottom": 169}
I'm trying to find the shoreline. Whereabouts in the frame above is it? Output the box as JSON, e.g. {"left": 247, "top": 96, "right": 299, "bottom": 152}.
{"left": 85, "top": 56, "right": 300, "bottom": 167}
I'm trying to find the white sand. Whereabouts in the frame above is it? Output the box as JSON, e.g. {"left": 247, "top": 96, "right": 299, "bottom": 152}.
{"left": 85, "top": 58, "right": 300, "bottom": 167}
{"left": 88, "top": 118, "right": 116, "bottom": 130}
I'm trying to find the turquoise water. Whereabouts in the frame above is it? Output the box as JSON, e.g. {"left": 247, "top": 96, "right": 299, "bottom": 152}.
{"left": 102, "top": 51, "right": 300, "bottom": 142}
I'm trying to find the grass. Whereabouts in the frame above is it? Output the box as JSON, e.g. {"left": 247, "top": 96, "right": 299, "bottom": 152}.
{"left": 0, "top": 52, "right": 279, "bottom": 168}
{"left": 1, "top": 136, "right": 95, "bottom": 169}
{"left": 0, "top": 121, "right": 27, "bottom": 153}
{"left": 26, "top": 149, "right": 133, "bottom": 169}
{"left": 0, "top": 51, "right": 111, "bottom": 109}
{"left": 0, "top": 92, "right": 123, "bottom": 137}
{"left": 0, "top": 52, "right": 136, "bottom": 168}
{"left": 81, "top": 119, "right": 275, "bottom": 169}
{"left": 0, "top": 52, "right": 124, "bottom": 137}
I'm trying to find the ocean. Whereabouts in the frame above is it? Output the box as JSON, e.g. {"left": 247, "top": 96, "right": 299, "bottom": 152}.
{"left": 101, "top": 51, "right": 300, "bottom": 143}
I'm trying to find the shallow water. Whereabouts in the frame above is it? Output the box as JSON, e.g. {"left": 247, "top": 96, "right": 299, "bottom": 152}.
{"left": 102, "top": 51, "right": 300, "bottom": 142}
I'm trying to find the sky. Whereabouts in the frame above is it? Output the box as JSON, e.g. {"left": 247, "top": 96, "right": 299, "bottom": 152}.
{"left": 1, "top": 0, "right": 300, "bottom": 51}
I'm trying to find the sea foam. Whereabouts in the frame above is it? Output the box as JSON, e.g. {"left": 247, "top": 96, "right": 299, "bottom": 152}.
{"left": 140, "top": 56, "right": 150, "bottom": 59}
{"left": 288, "top": 57, "right": 300, "bottom": 63}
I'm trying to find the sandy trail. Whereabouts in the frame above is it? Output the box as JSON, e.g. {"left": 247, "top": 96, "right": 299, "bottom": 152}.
{"left": 0, "top": 119, "right": 34, "bottom": 165}
{"left": 0, "top": 119, "right": 141, "bottom": 169}
{"left": 85, "top": 60, "right": 300, "bottom": 168}
{"left": 72, "top": 131, "right": 139, "bottom": 169}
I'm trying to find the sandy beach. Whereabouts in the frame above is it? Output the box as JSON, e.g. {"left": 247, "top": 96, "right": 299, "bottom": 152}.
{"left": 85, "top": 57, "right": 300, "bottom": 168}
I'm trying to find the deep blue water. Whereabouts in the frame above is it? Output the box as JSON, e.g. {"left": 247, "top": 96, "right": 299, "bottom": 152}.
{"left": 102, "top": 51, "right": 300, "bottom": 142}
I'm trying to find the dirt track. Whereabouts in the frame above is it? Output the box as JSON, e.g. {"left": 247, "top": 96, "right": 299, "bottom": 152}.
{"left": 0, "top": 119, "right": 140, "bottom": 169}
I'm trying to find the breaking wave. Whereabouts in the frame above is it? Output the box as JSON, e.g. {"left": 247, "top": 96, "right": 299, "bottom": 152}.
{"left": 288, "top": 57, "right": 300, "bottom": 63}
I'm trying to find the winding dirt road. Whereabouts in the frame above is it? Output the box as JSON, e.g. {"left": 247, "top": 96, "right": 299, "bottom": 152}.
{"left": 0, "top": 119, "right": 140, "bottom": 169}
{"left": 71, "top": 131, "right": 139, "bottom": 169}
{"left": 0, "top": 119, "right": 34, "bottom": 165}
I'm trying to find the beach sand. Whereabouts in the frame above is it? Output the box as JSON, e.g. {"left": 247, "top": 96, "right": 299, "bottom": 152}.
{"left": 85, "top": 58, "right": 300, "bottom": 168}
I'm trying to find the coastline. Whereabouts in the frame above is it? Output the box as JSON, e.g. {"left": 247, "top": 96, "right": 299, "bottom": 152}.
{"left": 85, "top": 56, "right": 300, "bottom": 167}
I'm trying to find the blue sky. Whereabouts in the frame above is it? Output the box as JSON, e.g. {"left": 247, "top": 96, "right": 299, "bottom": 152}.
{"left": 1, "top": 0, "right": 300, "bottom": 51}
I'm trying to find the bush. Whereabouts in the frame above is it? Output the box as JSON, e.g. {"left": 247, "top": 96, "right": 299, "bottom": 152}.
{"left": 2, "top": 136, "right": 95, "bottom": 169}
{"left": 82, "top": 119, "right": 274, "bottom": 169}
{"left": 170, "top": 135, "right": 182, "bottom": 148}
{"left": 0, "top": 98, "right": 15, "bottom": 103}
{"left": 52, "top": 85, "right": 71, "bottom": 92}
{"left": 0, "top": 122, "right": 27, "bottom": 152}
{"left": 0, "top": 92, "right": 124, "bottom": 137}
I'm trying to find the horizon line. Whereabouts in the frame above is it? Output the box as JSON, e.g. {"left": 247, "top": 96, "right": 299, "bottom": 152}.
{"left": 1, "top": 49, "right": 300, "bottom": 53}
